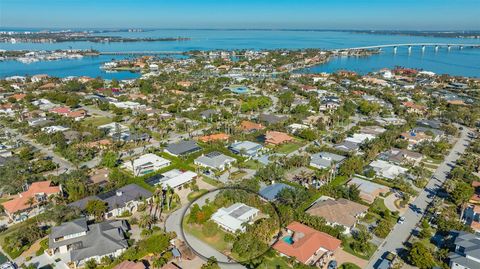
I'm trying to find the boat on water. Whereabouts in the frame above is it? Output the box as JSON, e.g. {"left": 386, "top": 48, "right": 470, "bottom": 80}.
{"left": 0, "top": 262, "right": 16, "bottom": 269}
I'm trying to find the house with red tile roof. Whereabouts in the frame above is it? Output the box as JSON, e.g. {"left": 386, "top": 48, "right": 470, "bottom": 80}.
{"left": 66, "top": 109, "right": 87, "bottom": 121}
{"left": 198, "top": 133, "right": 230, "bottom": 143}
{"left": 402, "top": 102, "right": 427, "bottom": 114}
{"left": 240, "top": 120, "right": 265, "bottom": 133}
{"left": 1, "top": 181, "right": 61, "bottom": 221}
{"left": 11, "top": 93, "right": 27, "bottom": 101}
{"left": 273, "top": 221, "right": 341, "bottom": 265}
{"left": 49, "top": 106, "right": 71, "bottom": 115}
{"left": 265, "top": 131, "right": 294, "bottom": 145}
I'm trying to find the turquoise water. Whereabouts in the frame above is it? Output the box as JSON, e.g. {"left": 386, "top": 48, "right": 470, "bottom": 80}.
{"left": 1, "top": 29, "right": 479, "bottom": 78}
{"left": 283, "top": 236, "right": 294, "bottom": 244}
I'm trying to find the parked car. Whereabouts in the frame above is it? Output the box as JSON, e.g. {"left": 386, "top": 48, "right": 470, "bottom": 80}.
{"left": 327, "top": 260, "right": 337, "bottom": 269}
{"left": 397, "top": 216, "right": 405, "bottom": 224}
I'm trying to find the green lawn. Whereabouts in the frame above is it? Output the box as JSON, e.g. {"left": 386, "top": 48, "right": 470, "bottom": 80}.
{"left": 230, "top": 170, "right": 247, "bottom": 180}
{"left": 340, "top": 262, "right": 362, "bottom": 269}
{"left": 243, "top": 159, "right": 264, "bottom": 170}
{"left": 342, "top": 237, "right": 377, "bottom": 260}
{"left": 275, "top": 142, "right": 303, "bottom": 154}
{"left": 183, "top": 219, "right": 231, "bottom": 253}
{"left": 201, "top": 176, "right": 223, "bottom": 187}
{"left": 0, "top": 217, "right": 39, "bottom": 259}
{"left": 257, "top": 256, "right": 293, "bottom": 269}
{"left": 81, "top": 116, "right": 111, "bottom": 127}
{"left": 187, "top": 189, "right": 208, "bottom": 202}
{"left": 329, "top": 175, "right": 349, "bottom": 187}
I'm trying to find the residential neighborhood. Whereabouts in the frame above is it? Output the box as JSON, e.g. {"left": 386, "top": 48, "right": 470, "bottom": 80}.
{"left": 0, "top": 41, "right": 480, "bottom": 269}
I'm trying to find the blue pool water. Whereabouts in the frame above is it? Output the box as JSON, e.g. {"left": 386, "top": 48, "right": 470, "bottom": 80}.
{"left": 283, "top": 236, "right": 294, "bottom": 245}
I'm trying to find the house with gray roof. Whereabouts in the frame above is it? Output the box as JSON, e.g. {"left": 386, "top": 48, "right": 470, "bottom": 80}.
{"left": 194, "top": 151, "right": 236, "bottom": 171}
{"left": 334, "top": 140, "right": 360, "bottom": 153}
{"left": 259, "top": 114, "right": 287, "bottom": 125}
{"left": 229, "top": 141, "right": 264, "bottom": 157}
{"left": 449, "top": 231, "right": 480, "bottom": 269}
{"left": 310, "top": 152, "right": 346, "bottom": 170}
{"left": 259, "top": 183, "right": 293, "bottom": 201}
{"left": 48, "top": 218, "right": 129, "bottom": 267}
{"left": 165, "top": 140, "right": 202, "bottom": 157}
{"left": 69, "top": 184, "right": 152, "bottom": 219}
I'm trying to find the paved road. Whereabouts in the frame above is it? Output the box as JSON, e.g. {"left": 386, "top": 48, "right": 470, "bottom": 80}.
{"left": 5, "top": 127, "right": 74, "bottom": 173}
{"left": 165, "top": 191, "right": 245, "bottom": 269}
{"left": 366, "top": 127, "right": 473, "bottom": 269}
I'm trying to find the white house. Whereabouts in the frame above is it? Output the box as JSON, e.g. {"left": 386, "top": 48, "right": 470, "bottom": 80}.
{"left": 148, "top": 169, "right": 198, "bottom": 190}
{"left": 122, "top": 153, "right": 171, "bottom": 176}
{"left": 41, "top": 125, "right": 70, "bottom": 134}
{"left": 369, "top": 159, "right": 408, "bottom": 180}
{"left": 194, "top": 151, "right": 236, "bottom": 171}
{"left": 345, "top": 133, "right": 376, "bottom": 144}
{"left": 211, "top": 203, "right": 259, "bottom": 233}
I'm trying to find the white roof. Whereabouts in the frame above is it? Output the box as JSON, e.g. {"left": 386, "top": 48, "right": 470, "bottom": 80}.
{"left": 159, "top": 169, "right": 197, "bottom": 189}
{"left": 345, "top": 133, "right": 376, "bottom": 144}
{"left": 369, "top": 160, "right": 408, "bottom": 179}
{"left": 211, "top": 203, "right": 259, "bottom": 232}
{"left": 131, "top": 153, "right": 170, "bottom": 168}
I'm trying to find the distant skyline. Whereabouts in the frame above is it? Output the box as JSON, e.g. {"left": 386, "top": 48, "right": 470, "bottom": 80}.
{"left": 1, "top": 0, "right": 480, "bottom": 30}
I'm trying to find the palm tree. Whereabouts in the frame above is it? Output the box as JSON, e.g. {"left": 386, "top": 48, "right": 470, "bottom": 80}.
{"left": 139, "top": 213, "right": 154, "bottom": 230}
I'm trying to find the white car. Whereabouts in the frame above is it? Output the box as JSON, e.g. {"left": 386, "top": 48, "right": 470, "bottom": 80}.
{"left": 397, "top": 216, "right": 405, "bottom": 224}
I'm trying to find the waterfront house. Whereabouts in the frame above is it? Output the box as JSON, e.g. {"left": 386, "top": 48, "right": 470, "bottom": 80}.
{"left": 48, "top": 218, "right": 129, "bottom": 268}
{"left": 273, "top": 221, "right": 341, "bottom": 265}
{"left": 211, "top": 203, "right": 259, "bottom": 233}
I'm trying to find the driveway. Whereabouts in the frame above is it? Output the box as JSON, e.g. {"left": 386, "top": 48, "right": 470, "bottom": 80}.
{"left": 165, "top": 191, "right": 245, "bottom": 269}
{"left": 366, "top": 127, "right": 472, "bottom": 269}
{"left": 332, "top": 248, "right": 368, "bottom": 269}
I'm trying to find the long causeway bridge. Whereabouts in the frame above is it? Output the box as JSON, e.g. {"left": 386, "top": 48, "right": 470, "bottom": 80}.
{"left": 335, "top": 43, "right": 480, "bottom": 53}
{"left": 98, "top": 43, "right": 480, "bottom": 56}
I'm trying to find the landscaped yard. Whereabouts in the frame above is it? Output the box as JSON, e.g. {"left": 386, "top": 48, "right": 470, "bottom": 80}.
{"left": 229, "top": 170, "right": 247, "bottom": 180}
{"left": 81, "top": 116, "right": 112, "bottom": 127}
{"left": 275, "top": 142, "right": 303, "bottom": 154}
{"left": 183, "top": 218, "right": 231, "bottom": 254}
{"left": 243, "top": 159, "right": 264, "bottom": 170}
{"left": 257, "top": 255, "right": 293, "bottom": 269}
{"left": 342, "top": 237, "right": 377, "bottom": 260}
{"left": 187, "top": 189, "right": 208, "bottom": 202}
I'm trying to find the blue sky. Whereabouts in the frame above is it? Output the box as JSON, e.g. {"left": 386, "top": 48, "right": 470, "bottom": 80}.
{"left": 1, "top": 0, "right": 479, "bottom": 30}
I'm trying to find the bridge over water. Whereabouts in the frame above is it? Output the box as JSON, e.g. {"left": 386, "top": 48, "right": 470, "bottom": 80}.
{"left": 335, "top": 43, "right": 480, "bottom": 53}
{"left": 98, "top": 43, "right": 480, "bottom": 56}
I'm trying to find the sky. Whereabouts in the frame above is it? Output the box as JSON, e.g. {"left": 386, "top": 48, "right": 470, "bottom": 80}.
{"left": 1, "top": 0, "right": 479, "bottom": 30}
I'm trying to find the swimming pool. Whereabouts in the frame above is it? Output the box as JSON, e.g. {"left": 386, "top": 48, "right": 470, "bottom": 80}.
{"left": 282, "top": 236, "right": 294, "bottom": 245}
